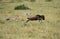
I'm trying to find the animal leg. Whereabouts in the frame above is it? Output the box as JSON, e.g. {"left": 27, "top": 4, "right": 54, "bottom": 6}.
{"left": 26, "top": 20, "right": 29, "bottom": 23}
{"left": 39, "top": 20, "right": 40, "bottom": 22}
{"left": 24, "top": 20, "right": 29, "bottom": 26}
{"left": 39, "top": 20, "right": 42, "bottom": 24}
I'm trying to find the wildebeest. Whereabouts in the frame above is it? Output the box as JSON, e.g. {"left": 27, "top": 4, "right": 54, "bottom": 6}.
{"left": 26, "top": 14, "right": 45, "bottom": 23}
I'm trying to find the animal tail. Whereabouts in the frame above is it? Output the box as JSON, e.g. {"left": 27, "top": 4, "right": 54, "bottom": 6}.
{"left": 27, "top": 18, "right": 30, "bottom": 19}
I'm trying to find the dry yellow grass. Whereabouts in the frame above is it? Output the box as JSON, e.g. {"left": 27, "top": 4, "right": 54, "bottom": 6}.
{"left": 0, "top": 0, "right": 60, "bottom": 39}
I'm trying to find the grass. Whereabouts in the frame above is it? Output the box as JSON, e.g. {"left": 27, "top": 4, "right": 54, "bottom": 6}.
{"left": 45, "top": 0, "right": 52, "bottom": 2}
{"left": 0, "top": 0, "right": 60, "bottom": 39}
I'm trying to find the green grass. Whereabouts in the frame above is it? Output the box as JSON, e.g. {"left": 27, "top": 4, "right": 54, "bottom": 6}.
{"left": 15, "top": 4, "right": 31, "bottom": 10}
{"left": 0, "top": 0, "right": 60, "bottom": 39}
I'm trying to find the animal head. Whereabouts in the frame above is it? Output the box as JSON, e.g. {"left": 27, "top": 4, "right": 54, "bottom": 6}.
{"left": 36, "top": 14, "right": 45, "bottom": 20}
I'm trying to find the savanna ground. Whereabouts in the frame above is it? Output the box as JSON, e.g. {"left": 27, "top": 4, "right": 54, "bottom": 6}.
{"left": 0, "top": 0, "right": 60, "bottom": 39}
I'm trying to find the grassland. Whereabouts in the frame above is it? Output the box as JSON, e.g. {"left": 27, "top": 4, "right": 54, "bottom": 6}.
{"left": 0, "top": 0, "right": 60, "bottom": 39}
